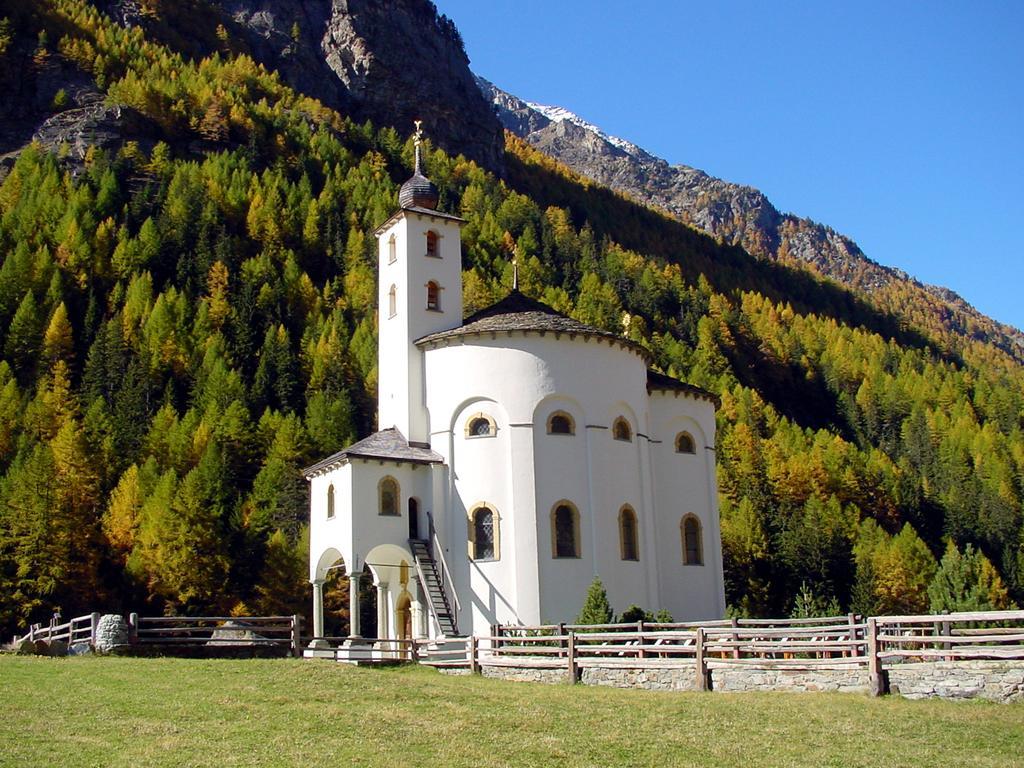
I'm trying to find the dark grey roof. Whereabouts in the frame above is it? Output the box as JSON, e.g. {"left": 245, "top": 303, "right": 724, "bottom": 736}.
{"left": 398, "top": 172, "right": 439, "bottom": 210}
{"left": 647, "top": 369, "right": 720, "bottom": 407}
{"left": 302, "top": 428, "right": 444, "bottom": 477}
{"left": 415, "top": 289, "right": 651, "bottom": 361}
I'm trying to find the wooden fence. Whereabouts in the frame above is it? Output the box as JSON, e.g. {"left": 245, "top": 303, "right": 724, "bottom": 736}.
{"left": 11, "top": 613, "right": 99, "bottom": 648}
{"left": 11, "top": 613, "right": 305, "bottom": 657}
{"left": 129, "top": 614, "right": 304, "bottom": 656}
{"left": 470, "top": 610, "right": 1024, "bottom": 693}
{"left": 12, "top": 609, "right": 1024, "bottom": 692}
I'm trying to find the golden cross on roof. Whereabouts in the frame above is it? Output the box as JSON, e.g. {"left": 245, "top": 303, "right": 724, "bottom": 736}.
{"left": 413, "top": 119, "right": 425, "bottom": 174}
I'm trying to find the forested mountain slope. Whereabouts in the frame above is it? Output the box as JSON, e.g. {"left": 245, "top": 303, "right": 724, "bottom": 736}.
{"left": 0, "top": 0, "right": 1021, "bottom": 635}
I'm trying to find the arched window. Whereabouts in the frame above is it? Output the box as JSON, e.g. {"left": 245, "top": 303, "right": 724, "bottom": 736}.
{"left": 388, "top": 284, "right": 397, "bottom": 318}
{"left": 465, "top": 412, "right": 495, "bottom": 438}
{"left": 468, "top": 505, "right": 499, "bottom": 560}
{"left": 379, "top": 476, "right": 399, "bottom": 516}
{"left": 619, "top": 506, "right": 639, "bottom": 561}
{"left": 547, "top": 411, "right": 575, "bottom": 435}
{"left": 388, "top": 234, "right": 397, "bottom": 264}
{"left": 426, "top": 281, "right": 441, "bottom": 311}
{"left": 612, "top": 416, "right": 632, "bottom": 442}
{"left": 425, "top": 230, "right": 439, "bottom": 258}
{"left": 326, "top": 484, "right": 335, "bottom": 519}
{"left": 681, "top": 515, "right": 703, "bottom": 565}
{"left": 675, "top": 432, "right": 696, "bottom": 454}
{"left": 551, "top": 502, "right": 581, "bottom": 559}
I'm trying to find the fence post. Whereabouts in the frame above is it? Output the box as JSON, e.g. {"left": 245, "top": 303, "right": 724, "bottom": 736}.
{"left": 637, "top": 620, "right": 645, "bottom": 659}
{"left": 558, "top": 622, "right": 566, "bottom": 657}
{"left": 941, "top": 610, "right": 951, "bottom": 658}
{"left": 695, "top": 627, "right": 709, "bottom": 691}
{"left": 291, "top": 614, "right": 302, "bottom": 658}
{"left": 90, "top": 612, "right": 101, "bottom": 648}
{"left": 566, "top": 631, "right": 578, "bottom": 684}
{"left": 469, "top": 635, "right": 479, "bottom": 674}
{"left": 867, "top": 617, "right": 885, "bottom": 696}
{"left": 128, "top": 613, "right": 139, "bottom": 644}
{"left": 730, "top": 617, "right": 740, "bottom": 659}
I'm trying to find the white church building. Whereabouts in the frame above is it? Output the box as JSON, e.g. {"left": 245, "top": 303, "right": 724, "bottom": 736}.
{"left": 303, "top": 130, "right": 726, "bottom": 648}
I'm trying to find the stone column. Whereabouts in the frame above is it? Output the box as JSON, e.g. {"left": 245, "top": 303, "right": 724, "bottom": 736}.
{"left": 376, "top": 582, "right": 389, "bottom": 644}
{"left": 348, "top": 573, "right": 361, "bottom": 638}
{"left": 309, "top": 580, "right": 328, "bottom": 648}
{"left": 411, "top": 599, "right": 425, "bottom": 640}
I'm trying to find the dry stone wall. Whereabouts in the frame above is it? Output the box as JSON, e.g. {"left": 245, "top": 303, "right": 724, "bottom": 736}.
{"left": 481, "top": 664, "right": 569, "bottom": 685}
{"left": 580, "top": 663, "right": 699, "bottom": 692}
{"left": 887, "top": 661, "right": 1024, "bottom": 702}
{"left": 710, "top": 667, "right": 870, "bottom": 694}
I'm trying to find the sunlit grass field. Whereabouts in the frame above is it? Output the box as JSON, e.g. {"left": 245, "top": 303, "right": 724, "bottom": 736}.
{"left": 2, "top": 655, "right": 1022, "bottom": 767}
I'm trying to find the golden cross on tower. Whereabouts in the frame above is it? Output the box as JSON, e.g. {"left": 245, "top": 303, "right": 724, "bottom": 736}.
{"left": 413, "top": 119, "right": 424, "bottom": 173}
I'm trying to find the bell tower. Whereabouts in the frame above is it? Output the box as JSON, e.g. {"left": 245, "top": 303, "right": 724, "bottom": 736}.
{"left": 374, "top": 122, "right": 464, "bottom": 443}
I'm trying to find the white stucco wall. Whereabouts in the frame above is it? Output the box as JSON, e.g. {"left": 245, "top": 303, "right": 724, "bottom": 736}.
{"left": 377, "top": 210, "right": 463, "bottom": 442}
{"left": 649, "top": 393, "right": 726, "bottom": 620}
{"left": 420, "top": 333, "right": 728, "bottom": 630}
{"left": 308, "top": 460, "right": 434, "bottom": 581}
{"left": 310, "top": 330, "right": 726, "bottom": 638}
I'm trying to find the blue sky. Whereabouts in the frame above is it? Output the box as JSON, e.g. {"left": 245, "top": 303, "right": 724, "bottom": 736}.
{"left": 433, "top": 1, "right": 1024, "bottom": 332}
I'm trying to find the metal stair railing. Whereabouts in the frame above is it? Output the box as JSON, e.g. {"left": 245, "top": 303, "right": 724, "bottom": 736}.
{"left": 428, "top": 511, "right": 461, "bottom": 615}
{"left": 410, "top": 539, "right": 456, "bottom": 636}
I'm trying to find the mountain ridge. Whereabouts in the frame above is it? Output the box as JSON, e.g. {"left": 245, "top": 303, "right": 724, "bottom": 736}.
{"left": 477, "top": 76, "right": 1024, "bottom": 359}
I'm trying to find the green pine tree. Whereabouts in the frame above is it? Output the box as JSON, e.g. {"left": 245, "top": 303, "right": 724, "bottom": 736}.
{"left": 576, "top": 577, "right": 614, "bottom": 625}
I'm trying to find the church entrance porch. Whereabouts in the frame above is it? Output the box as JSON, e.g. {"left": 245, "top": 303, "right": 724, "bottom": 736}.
{"left": 305, "top": 543, "right": 426, "bottom": 663}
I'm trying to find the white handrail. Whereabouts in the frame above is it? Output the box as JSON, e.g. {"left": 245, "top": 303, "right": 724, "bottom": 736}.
{"left": 431, "top": 528, "right": 461, "bottom": 613}
{"left": 412, "top": 557, "right": 444, "bottom": 635}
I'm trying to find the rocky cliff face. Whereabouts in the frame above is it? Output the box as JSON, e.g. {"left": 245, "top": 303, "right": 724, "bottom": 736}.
{"left": 5, "top": 1, "right": 504, "bottom": 171}
{"left": 479, "top": 76, "right": 1024, "bottom": 354}
{"left": 212, "top": 0, "right": 505, "bottom": 169}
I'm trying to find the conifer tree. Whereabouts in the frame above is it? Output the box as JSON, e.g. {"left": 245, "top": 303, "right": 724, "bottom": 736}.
{"left": 576, "top": 577, "right": 614, "bottom": 625}
{"left": 42, "top": 302, "right": 74, "bottom": 367}
{"left": 928, "top": 541, "right": 1015, "bottom": 613}
{"left": 103, "top": 464, "right": 145, "bottom": 562}
{"left": 5, "top": 291, "right": 42, "bottom": 381}
{"left": 252, "top": 528, "right": 308, "bottom": 617}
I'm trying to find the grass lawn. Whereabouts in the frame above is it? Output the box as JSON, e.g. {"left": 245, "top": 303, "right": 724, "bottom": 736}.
{"left": 2, "top": 656, "right": 1022, "bottom": 767}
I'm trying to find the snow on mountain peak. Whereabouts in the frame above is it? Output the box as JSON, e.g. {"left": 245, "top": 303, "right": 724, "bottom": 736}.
{"left": 524, "top": 101, "right": 642, "bottom": 156}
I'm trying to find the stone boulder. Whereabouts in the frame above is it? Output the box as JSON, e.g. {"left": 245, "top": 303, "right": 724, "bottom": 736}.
{"left": 94, "top": 614, "right": 130, "bottom": 653}
{"left": 46, "top": 640, "right": 69, "bottom": 657}
{"left": 207, "top": 621, "right": 267, "bottom": 646}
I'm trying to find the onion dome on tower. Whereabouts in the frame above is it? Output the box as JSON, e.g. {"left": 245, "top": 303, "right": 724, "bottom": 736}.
{"left": 399, "top": 120, "right": 439, "bottom": 210}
